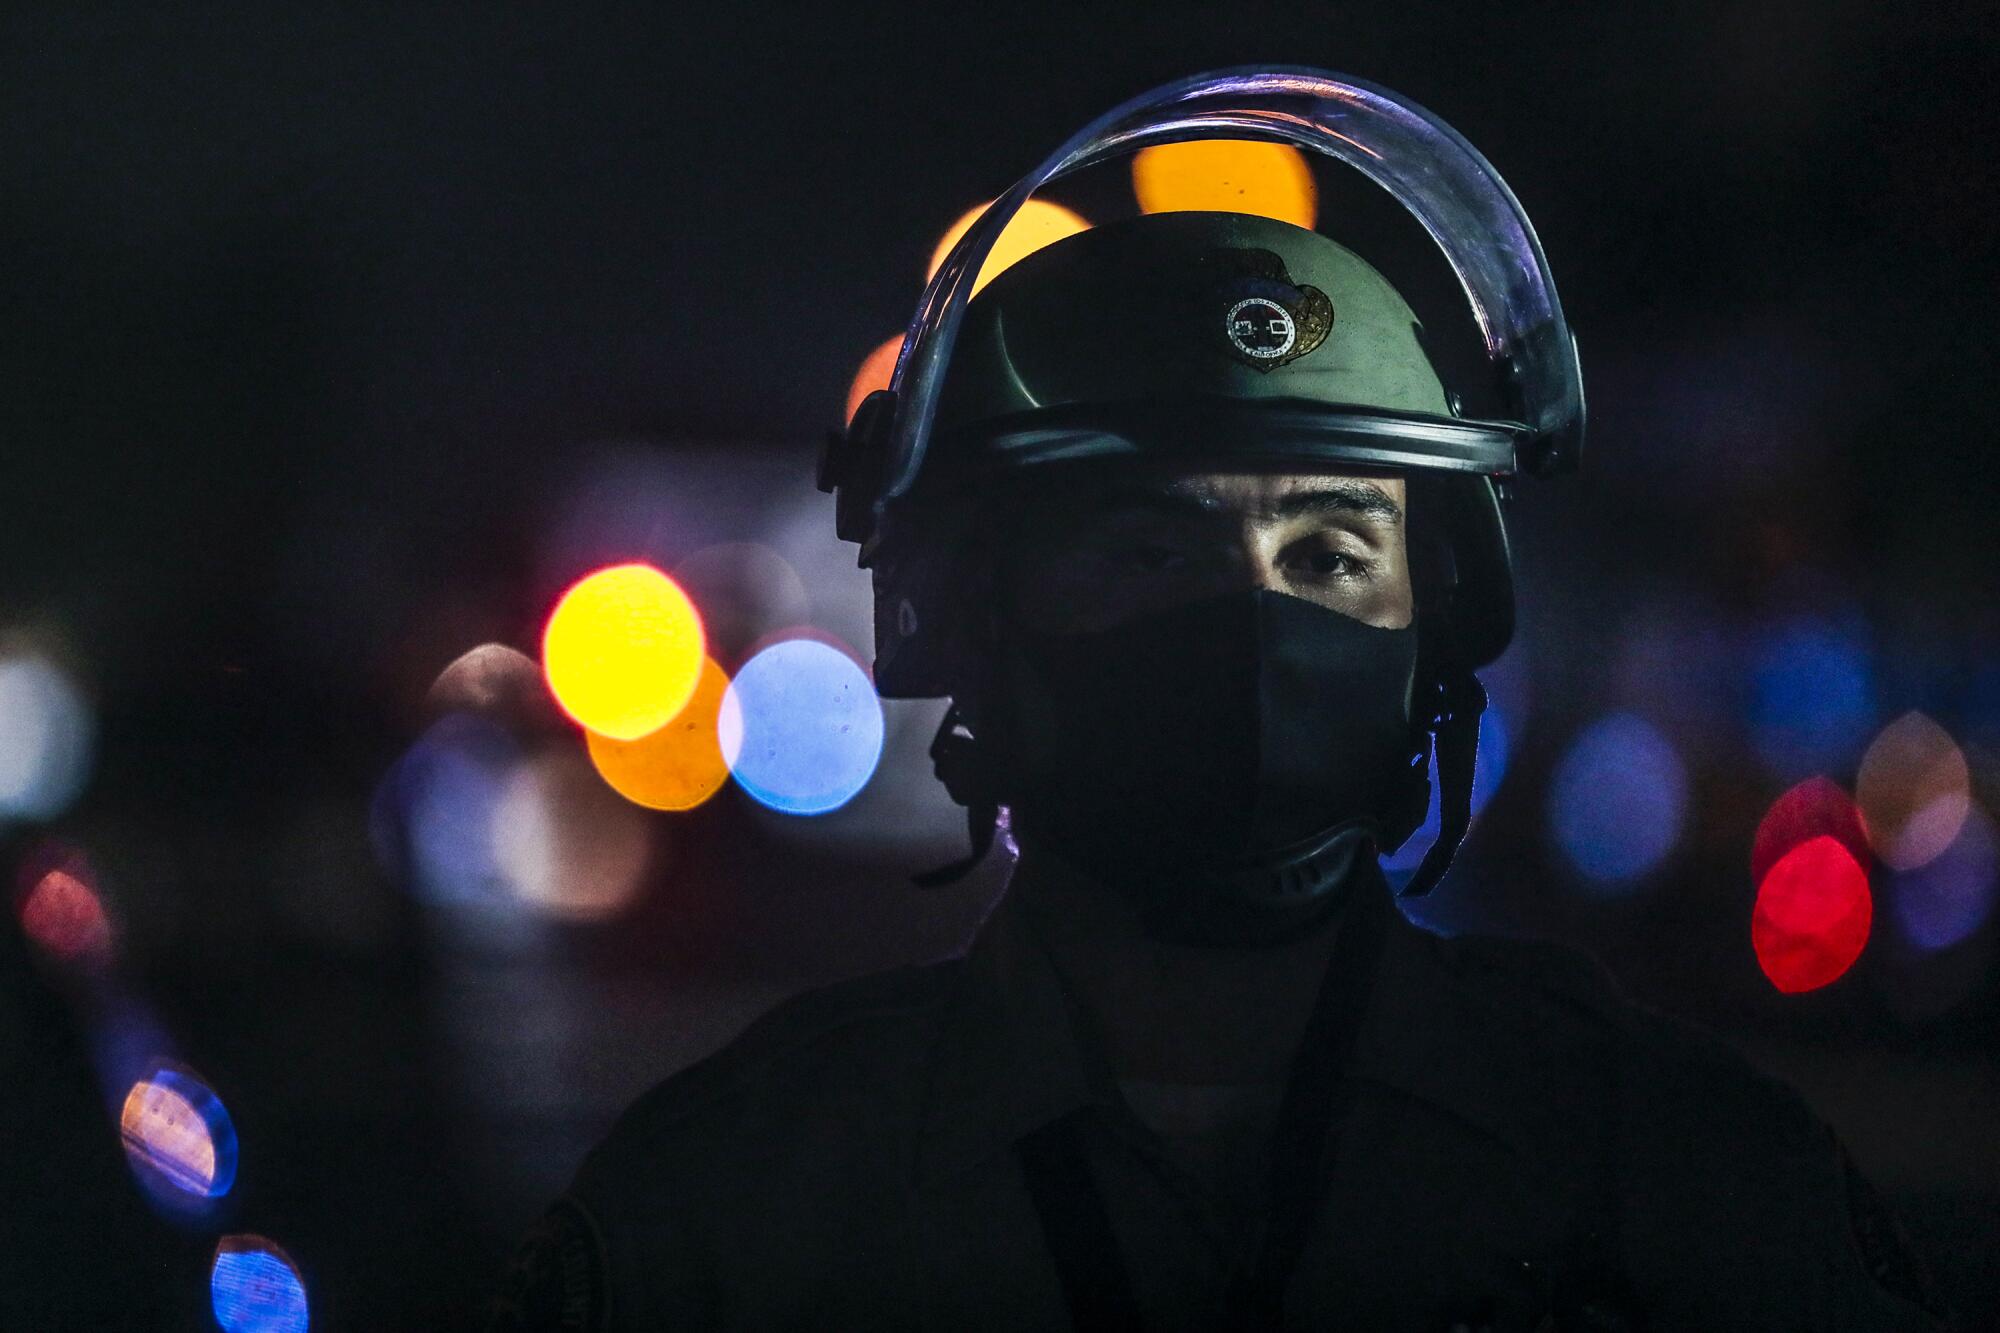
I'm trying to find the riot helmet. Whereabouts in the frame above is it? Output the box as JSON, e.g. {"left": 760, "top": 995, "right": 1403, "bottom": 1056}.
{"left": 820, "top": 68, "right": 1582, "bottom": 910}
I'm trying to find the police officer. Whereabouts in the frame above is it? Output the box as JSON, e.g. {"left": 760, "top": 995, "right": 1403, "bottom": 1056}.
{"left": 490, "top": 70, "right": 1949, "bottom": 1330}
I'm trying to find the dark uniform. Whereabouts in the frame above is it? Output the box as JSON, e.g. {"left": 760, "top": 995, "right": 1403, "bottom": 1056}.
{"left": 490, "top": 865, "right": 1947, "bottom": 1331}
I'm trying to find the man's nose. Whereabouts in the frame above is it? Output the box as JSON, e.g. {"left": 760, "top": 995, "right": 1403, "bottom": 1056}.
{"left": 1217, "top": 538, "right": 1287, "bottom": 594}
{"left": 1250, "top": 557, "right": 1290, "bottom": 594}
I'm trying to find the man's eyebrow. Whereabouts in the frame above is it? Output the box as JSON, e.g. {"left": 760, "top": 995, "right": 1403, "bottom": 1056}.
{"left": 1083, "top": 480, "right": 1404, "bottom": 525}
{"left": 1267, "top": 482, "right": 1404, "bottom": 525}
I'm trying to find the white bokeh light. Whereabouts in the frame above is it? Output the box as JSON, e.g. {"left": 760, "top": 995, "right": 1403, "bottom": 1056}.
{"left": 0, "top": 653, "right": 94, "bottom": 821}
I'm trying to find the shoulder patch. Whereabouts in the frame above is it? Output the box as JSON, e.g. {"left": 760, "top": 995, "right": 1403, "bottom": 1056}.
{"left": 487, "top": 1197, "right": 610, "bottom": 1332}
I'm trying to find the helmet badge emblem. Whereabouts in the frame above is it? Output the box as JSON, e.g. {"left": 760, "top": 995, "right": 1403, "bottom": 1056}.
{"left": 1207, "top": 248, "right": 1334, "bottom": 373}
{"left": 1226, "top": 296, "right": 1297, "bottom": 361}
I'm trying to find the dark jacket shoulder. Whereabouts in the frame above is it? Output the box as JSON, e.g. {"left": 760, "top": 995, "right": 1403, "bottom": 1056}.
{"left": 571, "top": 959, "right": 964, "bottom": 1220}
{"left": 1427, "top": 923, "right": 1798, "bottom": 1105}
{"left": 1411, "top": 925, "right": 1948, "bottom": 1325}
{"left": 1429, "top": 926, "right": 1631, "bottom": 1025}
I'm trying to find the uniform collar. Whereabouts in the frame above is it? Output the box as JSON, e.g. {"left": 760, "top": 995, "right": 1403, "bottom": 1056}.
{"left": 1353, "top": 902, "right": 1613, "bottom": 1156}
{"left": 912, "top": 856, "right": 1530, "bottom": 1189}
{"left": 915, "top": 872, "right": 1114, "bottom": 1186}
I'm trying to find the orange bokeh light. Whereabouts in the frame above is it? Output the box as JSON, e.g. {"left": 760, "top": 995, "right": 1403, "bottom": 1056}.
{"left": 1752, "top": 835, "right": 1872, "bottom": 994}
{"left": 926, "top": 198, "right": 1091, "bottom": 297}
{"left": 121, "top": 1077, "right": 220, "bottom": 1197}
{"left": 1131, "top": 139, "right": 1318, "bottom": 229}
{"left": 845, "top": 334, "right": 903, "bottom": 428}
{"left": 587, "top": 655, "right": 736, "bottom": 812}
{"left": 542, "top": 563, "right": 706, "bottom": 742}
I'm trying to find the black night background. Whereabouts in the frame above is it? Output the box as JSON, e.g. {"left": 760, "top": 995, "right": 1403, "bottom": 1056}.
{"left": 4, "top": 5, "right": 1997, "bottom": 1327}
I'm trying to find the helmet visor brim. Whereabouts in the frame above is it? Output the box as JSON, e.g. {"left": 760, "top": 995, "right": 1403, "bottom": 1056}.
{"left": 926, "top": 398, "right": 1522, "bottom": 486}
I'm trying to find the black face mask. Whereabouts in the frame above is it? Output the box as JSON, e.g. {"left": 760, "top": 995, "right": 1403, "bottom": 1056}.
{"left": 992, "top": 588, "right": 1427, "bottom": 946}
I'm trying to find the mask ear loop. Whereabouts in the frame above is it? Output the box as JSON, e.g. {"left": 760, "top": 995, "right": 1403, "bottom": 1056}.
{"left": 912, "top": 700, "right": 1001, "bottom": 888}
{"left": 1399, "top": 667, "right": 1486, "bottom": 897}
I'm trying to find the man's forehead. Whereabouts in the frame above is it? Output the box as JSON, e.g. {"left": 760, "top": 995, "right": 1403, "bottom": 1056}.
{"left": 1032, "top": 464, "right": 1406, "bottom": 525}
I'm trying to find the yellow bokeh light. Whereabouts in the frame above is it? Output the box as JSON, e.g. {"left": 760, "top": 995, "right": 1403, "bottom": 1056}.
{"left": 926, "top": 198, "right": 1092, "bottom": 297}
{"left": 587, "top": 655, "right": 736, "bottom": 812}
{"left": 542, "top": 563, "right": 706, "bottom": 742}
{"left": 845, "top": 333, "right": 904, "bottom": 427}
{"left": 1131, "top": 139, "right": 1318, "bottom": 229}
{"left": 121, "top": 1078, "right": 217, "bottom": 1196}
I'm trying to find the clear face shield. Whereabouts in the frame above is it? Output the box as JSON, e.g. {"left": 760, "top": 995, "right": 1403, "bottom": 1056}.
{"left": 847, "top": 67, "right": 1583, "bottom": 549}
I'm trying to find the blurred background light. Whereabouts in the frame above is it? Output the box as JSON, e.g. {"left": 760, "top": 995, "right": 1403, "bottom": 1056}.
{"left": 541, "top": 563, "right": 706, "bottom": 741}
{"left": 1753, "top": 835, "right": 1872, "bottom": 994}
{"left": 926, "top": 198, "right": 1091, "bottom": 297}
{"left": 844, "top": 333, "right": 903, "bottom": 428}
{"left": 1752, "top": 776, "right": 1873, "bottom": 887}
{"left": 1383, "top": 704, "right": 1509, "bottom": 877}
{"left": 492, "top": 747, "right": 655, "bottom": 922}
{"left": 211, "top": 1236, "right": 309, "bottom": 1333}
{"left": 374, "top": 713, "right": 521, "bottom": 908}
{"left": 1891, "top": 803, "right": 1997, "bottom": 953}
{"left": 1130, "top": 139, "right": 1318, "bottom": 227}
{"left": 120, "top": 1064, "right": 238, "bottom": 1207}
{"left": 720, "top": 637, "right": 884, "bottom": 815}
{"left": 1546, "top": 712, "right": 1689, "bottom": 889}
{"left": 1602, "top": 324, "right": 1832, "bottom": 494}
{"left": 1746, "top": 615, "right": 1875, "bottom": 777}
{"left": 1856, "top": 710, "right": 1971, "bottom": 871}
{"left": 0, "top": 652, "right": 95, "bottom": 822}
{"left": 424, "top": 642, "right": 559, "bottom": 721}
{"left": 668, "top": 544, "right": 811, "bottom": 669}
{"left": 1607, "top": 592, "right": 1731, "bottom": 751}
{"left": 89, "top": 995, "right": 177, "bottom": 1114}
{"left": 17, "top": 853, "right": 112, "bottom": 967}
{"left": 586, "top": 656, "right": 735, "bottom": 812}
{"left": 1961, "top": 662, "right": 2000, "bottom": 756}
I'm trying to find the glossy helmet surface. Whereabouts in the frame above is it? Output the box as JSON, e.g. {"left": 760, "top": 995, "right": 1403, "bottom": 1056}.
{"left": 820, "top": 67, "right": 1583, "bottom": 698}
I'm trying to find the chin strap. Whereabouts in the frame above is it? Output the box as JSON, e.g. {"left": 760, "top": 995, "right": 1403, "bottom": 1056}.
{"left": 913, "top": 702, "right": 1001, "bottom": 888}
{"left": 1400, "top": 668, "right": 1487, "bottom": 898}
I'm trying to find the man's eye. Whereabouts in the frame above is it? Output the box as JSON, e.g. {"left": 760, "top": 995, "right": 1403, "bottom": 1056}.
{"left": 1297, "top": 548, "right": 1361, "bottom": 576}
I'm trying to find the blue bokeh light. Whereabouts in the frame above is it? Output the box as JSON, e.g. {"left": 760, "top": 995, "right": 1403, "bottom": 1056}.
{"left": 1747, "top": 616, "right": 1875, "bottom": 777}
{"left": 90, "top": 995, "right": 177, "bottom": 1112}
{"left": 1547, "top": 712, "right": 1689, "bottom": 889}
{"left": 1962, "top": 663, "right": 2000, "bottom": 758}
{"left": 721, "top": 638, "right": 885, "bottom": 815}
{"left": 1383, "top": 705, "right": 1509, "bottom": 878}
{"left": 211, "top": 1240, "right": 310, "bottom": 1333}
{"left": 370, "top": 713, "right": 520, "bottom": 905}
{"left": 1891, "top": 805, "right": 1997, "bottom": 952}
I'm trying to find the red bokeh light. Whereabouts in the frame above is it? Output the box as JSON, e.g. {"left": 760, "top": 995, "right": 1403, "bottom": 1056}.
{"left": 15, "top": 842, "right": 112, "bottom": 966}
{"left": 1752, "top": 835, "right": 1872, "bottom": 994}
{"left": 1751, "top": 776, "right": 1871, "bottom": 886}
